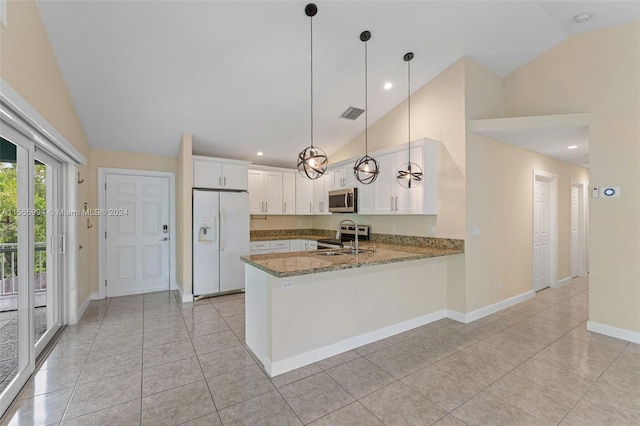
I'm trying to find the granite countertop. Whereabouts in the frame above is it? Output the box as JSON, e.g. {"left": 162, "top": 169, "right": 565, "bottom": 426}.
{"left": 241, "top": 241, "right": 463, "bottom": 278}
{"left": 250, "top": 234, "right": 329, "bottom": 242}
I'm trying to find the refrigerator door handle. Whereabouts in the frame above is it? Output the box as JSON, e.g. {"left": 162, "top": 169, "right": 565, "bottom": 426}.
{"left": 220, "top": 210, "right": 224, "bottom": 252}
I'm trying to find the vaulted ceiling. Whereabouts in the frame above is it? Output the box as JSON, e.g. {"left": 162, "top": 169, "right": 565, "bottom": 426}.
{"left": 36, "top": 1, "right": 639, "bottom": 167}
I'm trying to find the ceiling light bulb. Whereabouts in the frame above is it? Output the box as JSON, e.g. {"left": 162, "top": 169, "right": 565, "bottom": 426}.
{"left": 573, "top": 13, "right": 592, "bottom": 24}
{"left": 384, "top": 82, "right": 392, "bottom": 90}
{"left": 568, "top": 145, "right": 578, "bottom": 149}
{"left": 257, "top": 151, "right": 263, "bottom": 156}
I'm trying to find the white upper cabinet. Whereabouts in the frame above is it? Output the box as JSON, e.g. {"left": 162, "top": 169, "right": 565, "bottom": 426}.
{"left": 312, "top": 172, "right": 331, "bottom": 214}
{"left": 193, "top": 156, "right": 249, "bottom": 190}
{"left": 373, "top": 139, "right": 439, "bottom": 215}
{"left": 330, "top": 163, "right": 358, "bottom": 190}
{"left": 282, "top": 171, "right": 296, "bottom": 214}
{"left": 248, "top": 168, "right": 283, "bottom": 214}
{"left": 295, "top": 174, "right": 314, "bottom": 215}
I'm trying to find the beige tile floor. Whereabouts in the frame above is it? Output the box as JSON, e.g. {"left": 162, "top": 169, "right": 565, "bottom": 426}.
{"left": 1, "top": 276, "right": 639, "bottom": 425}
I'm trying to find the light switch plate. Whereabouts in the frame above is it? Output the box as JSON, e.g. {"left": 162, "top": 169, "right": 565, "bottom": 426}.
{"left": 472, "top": 226, "right": 481, "bottom": 236}
{"left": 426, "top": 225, "right": 436, "bottom": 236}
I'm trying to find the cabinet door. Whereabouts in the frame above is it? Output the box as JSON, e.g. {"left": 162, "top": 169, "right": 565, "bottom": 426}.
{"left": 222, "top": 163, "right": 248, "bottom": 190}
{"left": 357, "top": 183, "right": 375, "bottom": 215}
{"left": 264, "top": 171, "right": 283, "bottom": 214}
{"left": 193, "top": 159, "right": 222, "bottom": 189}
{"left": 306, "top": 240, "right": 317, "bottom": 250}
{"left": 295, "top": 174, "right": 313, "bottom": 214}
{"left": 373, "top": 154, "right": 395, "bottom": 214}
{"left": 344, "top": 164, "right": 358, "bottom": 188}
{"left": 331, "top": 168, "right": 345, "bottom": 189}
{"left": 248, "top": 170, "right": 265, "bottom": 214}
{"left": 394, "top": 146, "right": 423, "bottom": 214}
{"left": 282, "top": 172, "right": 296, "bottom": 214}
{"left": 312, "top": 172, "right": 330, "bottom": 214}
{"left": 289, "top": 239, "right": 303, "bottom": 252}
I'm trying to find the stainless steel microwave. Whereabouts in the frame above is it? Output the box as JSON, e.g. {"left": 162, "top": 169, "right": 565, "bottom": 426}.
{"left": 328, "top": 188, "right": 358, "bottom": 213}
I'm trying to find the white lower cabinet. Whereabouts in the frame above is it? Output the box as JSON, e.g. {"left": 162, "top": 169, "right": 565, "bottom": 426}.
{"left": 250, "top": 239, "right": 317, "bottom": 254}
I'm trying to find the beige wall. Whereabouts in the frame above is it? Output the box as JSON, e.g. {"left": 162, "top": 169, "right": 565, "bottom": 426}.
{"left": 0, "top": 1, "right": 92, "bottom": 306}
{"left": 504, "top": 22, "right": 640, "bottom": 333}
{"left": 87, "top": 148, "right": 177, "bottom": 294}
{"left": 176, "top": 135, "right": 192, "bottom": 296}
{"left": 330, "top": 59, "right": 466, "bottom": 240}
{"left": 251, "top": 216, "right": 313, "bottom": 231}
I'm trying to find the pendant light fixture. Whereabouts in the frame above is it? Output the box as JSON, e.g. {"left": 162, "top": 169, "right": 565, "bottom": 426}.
{"left": 353, "top": 30, "right": 379, "bottom": 185}
{"left": 396, "top": 52, "right": 423, "bottom": 188}
{"left": 297, "top": 3, "right": 328, "bottom": 180}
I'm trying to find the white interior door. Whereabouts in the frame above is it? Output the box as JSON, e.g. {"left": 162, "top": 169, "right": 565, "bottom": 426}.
{"left": 533, "top": 179, "right": 551, "bottom": 291}
{"left": 105, "top": 174, "right": 170, "bottom": 297}
{"left": 570, "top": 186, "right": 579, "bottom": 278}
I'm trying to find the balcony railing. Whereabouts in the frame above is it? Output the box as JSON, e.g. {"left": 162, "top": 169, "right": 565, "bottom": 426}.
{"left": 0, "top": 242, "right": 47, "bottom": 297}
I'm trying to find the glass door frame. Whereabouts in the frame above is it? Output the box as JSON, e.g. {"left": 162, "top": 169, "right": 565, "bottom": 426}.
{"left": 0, "top": 120, "right": 36, "bottom": 415}
{"left": 33, "top": 148, "right": 64, "bottom": 357}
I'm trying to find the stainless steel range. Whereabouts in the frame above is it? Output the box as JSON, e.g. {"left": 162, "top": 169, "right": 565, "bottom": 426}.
{"left": 317, "top": 225, "right": 370, "bottom": 249}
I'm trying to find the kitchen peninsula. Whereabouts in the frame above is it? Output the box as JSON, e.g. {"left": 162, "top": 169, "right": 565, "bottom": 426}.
{"left": 241, "top": 237, "right": 464, "bottom": 376}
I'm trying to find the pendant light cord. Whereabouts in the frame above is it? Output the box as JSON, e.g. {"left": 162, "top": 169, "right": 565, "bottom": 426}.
{"left": 364, "top": 38, "right": 368, "bottom": 156}
{"left": 407, "top": 57, "right": 411, "bottom": 164}
{"left": 310, "top": 14, "right": 314, "bottom": 148}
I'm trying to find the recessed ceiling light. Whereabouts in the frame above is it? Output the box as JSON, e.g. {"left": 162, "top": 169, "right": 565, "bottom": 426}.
{"left": 568, "top": 145, "right": 578, "bottom": 149}
{"left": 383, "top": 82, "right": 393, "bottom": 90}
{"left": 257, "top": 151, "right": 263, "bottom": 156}
{"left": 573, "top": 13, "right": 593, "bottom": 24}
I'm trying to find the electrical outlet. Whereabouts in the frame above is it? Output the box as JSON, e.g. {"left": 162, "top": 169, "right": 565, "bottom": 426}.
{"left": 282, "top": 281, "right": 294, "bottom": 289}
{"left": 391, "top": 224, "right": 397, "bottom": 233}
{"left": 426, "top": 225, "right": 436, "bottom": 236}
{"left": 254, "top": 221, "right": 260, "bottom": 229}
{"left": 472, "top": 226, "right": 480, "bottom": 236}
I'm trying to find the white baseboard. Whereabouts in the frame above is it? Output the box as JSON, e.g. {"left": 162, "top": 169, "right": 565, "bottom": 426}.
{"left": 91, "top": 292, "right": 102, "bottom": 300}
{"left": 267, "top": 309, "right": 448, "bottom": 377}
{"left": 75, "top": 296, "right": 91, "bottom": 323}
{"left": 587, "top": 320, "right": 640, "bottom": 344}
{"left": 446, "top": 290, "right": 535, "bottom": 324}
{"left": 176, "top": 284, "right": 194, "bottom": 303}
{"left": 553, "top": 277, "right": 572, "bottom": 288}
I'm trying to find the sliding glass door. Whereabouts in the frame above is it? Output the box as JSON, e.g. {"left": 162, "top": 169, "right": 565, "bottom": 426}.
{"left": 0, "top": 131, "right": 64, "bottom": 413}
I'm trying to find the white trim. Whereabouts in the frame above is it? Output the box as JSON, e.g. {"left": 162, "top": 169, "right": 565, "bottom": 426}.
{"left": 76, "top": 296, "right": 92, "bottom": 322}
{"left": 0, "top": 79, "right": 86, "bottom": 165}
{"left": 587, "top": 321, "right": 640, "bottom": 344}
{"left": 571, "top": 179, "right": 589, "bottom": 277}
{"left": 266, "top": 310, "right": 447, "bottom": 376}
{"left": 176, "top": 284, "right": 194, "bottom": 303}
{"left": 468, "top": 113, "right": 591, "bottom": 133}
{"left": 446, "top": 290, "right": 535, "bottom": 324}
{"left": 533, "top": 169, "right": 558, "bottom": 292}
{"left": 553, "top": 277, "right": 572, "bottom": 288}
{"left": 91, "top": 292, "right": 101, "bottom": 300}
{"left": 0, "top": 0, "right": 7, "bottom": 27}
{"left": 98, "top": 168, "right": 176, "bottom": 299}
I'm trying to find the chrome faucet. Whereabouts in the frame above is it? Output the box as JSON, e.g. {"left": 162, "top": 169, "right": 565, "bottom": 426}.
{"left": 336, "top": 219, "right": 358, "bottom": 255}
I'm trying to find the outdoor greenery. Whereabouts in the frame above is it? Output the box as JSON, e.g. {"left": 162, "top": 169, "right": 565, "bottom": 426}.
{"left": 0, "top": 162, "right": 48, "bottom": 278}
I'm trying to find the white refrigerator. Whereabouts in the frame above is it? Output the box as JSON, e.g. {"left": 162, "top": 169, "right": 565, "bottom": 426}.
{"left": 193, "top": 189, "right": 250, "bottom": 296}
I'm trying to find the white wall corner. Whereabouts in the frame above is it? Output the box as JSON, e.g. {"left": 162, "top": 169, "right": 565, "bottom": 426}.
{"left": 553, "top": 277, "right": 572, "bottom": 288}
{"left": 176, "top": 283, "right": 193, "bottom": 303}
{"left": 587, "top": 321, "right": 640, "bottom": 344}
{"left": 452, "top": 290, "right": 535, "bottom": 324}
{"left": 75, "top": 296, "right": 92, "bottom": 324}
{"left": 446, "top": 310, "right": 468, "bottom": 323}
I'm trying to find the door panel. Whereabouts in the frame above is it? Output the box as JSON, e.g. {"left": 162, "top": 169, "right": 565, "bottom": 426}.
{"left": 106, "top": 174, "right": 170, "bottom": 296}
{"left": 219, "top": 192, "right": 250, "bottom": 292}
{"left": 193, "top": 190, "right": 220, "bottom": 295}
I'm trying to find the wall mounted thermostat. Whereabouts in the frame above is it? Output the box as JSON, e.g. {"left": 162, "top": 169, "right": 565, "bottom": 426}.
{"left": 601, "top": 187, "right": 620, "bottom": 197}
{"left": 591, "top": 187, "right": 599, "bottom": 198}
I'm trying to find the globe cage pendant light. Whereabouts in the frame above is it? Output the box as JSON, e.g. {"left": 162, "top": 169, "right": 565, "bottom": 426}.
{"left": 396, "top": 52, "right": 423, "bottom": 188}
{"left": 353, "top": 30, "right": 380, "bottom": 185}
{"left": 297, "top": 3, "right": 328, "bottom": 180}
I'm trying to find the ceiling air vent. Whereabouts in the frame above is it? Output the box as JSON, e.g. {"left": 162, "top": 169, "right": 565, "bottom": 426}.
{"left": 340, "top": 106, "right": 365, "bottom": 120}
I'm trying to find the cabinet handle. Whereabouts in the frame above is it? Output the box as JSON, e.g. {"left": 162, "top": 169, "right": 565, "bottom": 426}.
{"left": 310, "top": 202, "right": 312, "bottom": 212}
{"left": 391, "top": 196, "right": 394, "bottom": 211}
{"left": 261, "top": 201, "right": 264, "bottom": 212}
{"left": 224, "top": 176, "right": 226, "bottom": 186}
{"left": 219, "top": 176, "right": 222, "bottom": 186}
{"left": 265, "top": 201, "right": 268, "bottom": 212}
{"left": 320, "top": 201, "right": 323, "bottom": 212}
{"left": 284, "top": 202, "right": 286, "bottom": 212}
{"left": 395, "top": 196, "right": 398, "bottom": 211}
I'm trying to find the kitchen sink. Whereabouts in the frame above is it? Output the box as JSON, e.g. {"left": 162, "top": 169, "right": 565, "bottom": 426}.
{"left": 313, "top": 251, "right": 346, "bottom": 256}
{"left": 337, "top": 249, "right": 374, "bottom": 255}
